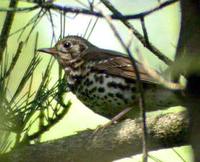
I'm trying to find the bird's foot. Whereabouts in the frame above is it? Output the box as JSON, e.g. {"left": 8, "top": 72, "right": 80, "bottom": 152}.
{"left": 93, "top": 107, "right": 132, "bottom": 135}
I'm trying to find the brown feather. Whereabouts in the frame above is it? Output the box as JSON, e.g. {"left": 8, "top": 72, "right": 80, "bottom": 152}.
{"left": 82, "top": 48, "right": 157, "bottom": 83}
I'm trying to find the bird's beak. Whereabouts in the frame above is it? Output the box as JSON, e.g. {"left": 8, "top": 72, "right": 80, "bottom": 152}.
{"left": 37, "top": 47, "right": 58, "bottom": 56}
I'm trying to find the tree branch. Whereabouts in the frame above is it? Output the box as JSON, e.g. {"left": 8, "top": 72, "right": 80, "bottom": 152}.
{"left": 101, "top": 0, "right": 174, "bottom": 65}
{"left": 175, "top": 1, "right": 200, "bottom": 161}
{"left": 0, "top": 0, "right": 177, "bottom": 65}
{"left": 0, "top": 0, "right": 178, "bottom": 21}
{"left": 2, "top": 109, "right": 189, "bottom": 162}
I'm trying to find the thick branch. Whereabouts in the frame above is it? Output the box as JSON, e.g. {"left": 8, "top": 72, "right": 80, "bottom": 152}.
{"left": 176, "top": 1, "right": 200, "bottom": 161}
{"left": 2, "top": 110, "right": 189, "bottom": 162}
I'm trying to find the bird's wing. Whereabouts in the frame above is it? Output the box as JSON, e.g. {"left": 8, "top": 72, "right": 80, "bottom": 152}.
{"left": 83, "top": 49, "right": 157, "bottom": 83}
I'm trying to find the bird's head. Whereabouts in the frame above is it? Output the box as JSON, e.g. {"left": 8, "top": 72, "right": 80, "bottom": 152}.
{"left": 38, "top": 35, "right": 94, "bottom": 67}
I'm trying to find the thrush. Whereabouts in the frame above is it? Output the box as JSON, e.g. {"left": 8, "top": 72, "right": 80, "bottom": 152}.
{"left": 38, "top": 36, "right": 179, "bottom": 119}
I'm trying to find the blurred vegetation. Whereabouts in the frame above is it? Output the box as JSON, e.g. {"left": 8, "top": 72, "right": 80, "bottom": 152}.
{"left": 0, "top": 0, "right": 71, "bottom": 153}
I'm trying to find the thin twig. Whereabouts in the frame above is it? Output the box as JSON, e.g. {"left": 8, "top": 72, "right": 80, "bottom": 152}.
{"left": 25, "top": 101, "right": 71, "bottom": 141}
{"left": 76, "top": 0, "right": 89, "bottom": 9}
{"left": 172, "top": 148, "right": 187, "bottom": 162}
{"left": 10, "top": 53, "right": 41, "bottom": 104}
{"left": 59, "top": 12, "right": 63, "bottom": 39}
{"left": 136, "top": 47, "right": 184, "bottom": 90}
{"left": 140, "top": 17, "right": 150, "bottom": 47}
{"left": 86, "top": 17, "right": 99, "bottom": 39}
{"left": 138, "top": 16, "right": 182, "bottom": 90}
{"left": 63, "top": 12, "right": 66, "bottom": 37}
{"left": 25, "top": 33, "right": 39, "bottom": 108}
{"left": 46, "top": 9, "right": 57, "bottom": 43}
{"left": 148, "top": 154, "right": 163, "bottom": 162}
{"left": 24, "top": 9, "right": 47, "bottom": 43}
{"left": 95, "top": 6, "right": 148, "bottom": 162}
{"left": 83, "top": 18, "right": 93, "bottom": 38}
{"left": 88, "top": 0, "right": 94, "bottom": 11}
{"left": 101, "top": 0, "right": 174, "bottom": 65}
{"left": 9, "top": 9, "right": 43, "bottom": 37}
{"left": 0, "top": 5, "right": 39, "bottom": 12}
{"left": 0, "top": 0, "right": 178, "bottom": 21}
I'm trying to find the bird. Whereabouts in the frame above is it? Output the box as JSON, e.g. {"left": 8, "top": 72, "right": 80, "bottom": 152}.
{"left": 38, "top": 35, "right": 179, "bottom": 119}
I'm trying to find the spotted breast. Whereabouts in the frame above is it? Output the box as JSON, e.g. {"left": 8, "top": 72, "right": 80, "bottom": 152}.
{"left": 65, "top": 49, "right": 154, "bottom": 118}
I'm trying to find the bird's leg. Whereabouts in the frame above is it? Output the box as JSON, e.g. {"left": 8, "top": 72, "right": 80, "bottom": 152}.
{"left": 94, "top": 107, "right": 132, "bottom": 133}
{"left": 107, "top": 107, "right": 133, "bottom": 125}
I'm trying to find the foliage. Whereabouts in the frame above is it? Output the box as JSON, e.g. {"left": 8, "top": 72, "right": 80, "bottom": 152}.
{"left": 0, "top": 6, "right": 71, "bottom": 152}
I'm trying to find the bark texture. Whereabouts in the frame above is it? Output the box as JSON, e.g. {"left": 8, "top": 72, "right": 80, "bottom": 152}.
{"left": 1, "top": 109, "right": 189, "bottom": 162}
{"left": 176, "top": 1, "right": 200, "bottom": 161}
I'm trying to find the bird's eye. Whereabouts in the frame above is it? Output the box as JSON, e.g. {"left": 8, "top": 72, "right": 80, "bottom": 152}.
{"left": 63, "top": 42, "right": 72, "bottom": 49}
